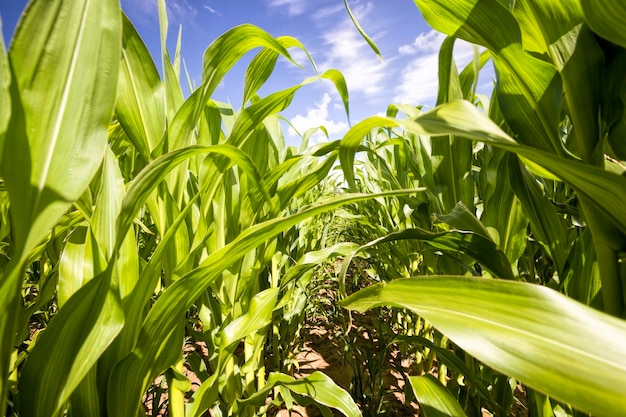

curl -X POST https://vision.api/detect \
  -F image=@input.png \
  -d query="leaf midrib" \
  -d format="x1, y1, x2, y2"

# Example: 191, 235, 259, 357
34, 0, 92, 213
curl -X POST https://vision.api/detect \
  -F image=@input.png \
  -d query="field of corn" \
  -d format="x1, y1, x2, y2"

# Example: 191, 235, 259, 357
1, 0, 626, 416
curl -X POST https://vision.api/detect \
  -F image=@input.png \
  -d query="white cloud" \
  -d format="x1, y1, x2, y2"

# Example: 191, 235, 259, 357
398, 30, 443, 55
288, 93, 349, 144
312, 4, 345, 21
393, 30, 479, 105
267, 0, 307, 16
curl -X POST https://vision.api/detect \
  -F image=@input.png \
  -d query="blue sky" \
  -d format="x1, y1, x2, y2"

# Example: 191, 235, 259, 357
1, 0, 493, 145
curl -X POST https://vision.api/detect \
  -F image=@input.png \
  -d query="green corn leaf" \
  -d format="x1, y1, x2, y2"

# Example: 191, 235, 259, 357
239, 371, 361, 417
68, 368, 101, 417
157, 0, 184, 120
116, 12, 166, 161
431, 39, 475, 213
562, 228, 601, 307
243, 36, 315, 107
341, 276, 626, 416
107, 189, 419, 416
343, 0, 383, 61
512, 0, 603, 162
58, 226, 94, 307
219, 288, 278, 349
91, 147, 127, 260
415, 0, 564, 155
114, 145, 213, 253
281, 243, 360, 287
166, 24, 295, 154
509, 157, 568, 274
362, 100, 626, 238
437, 36, 464, 105
19, 267, 124, 417
396, 336, 503, 414
604, 49, 626, 161
4, 0, 120, 260
1, 0, 120, 411
580, 0, 626, 48
435, 203, 491, 239
410, 375, 468, 417
187, 289, 279, 416
230, 70, 349, 149
338, 225, 514, 291
458, 49, 491, 101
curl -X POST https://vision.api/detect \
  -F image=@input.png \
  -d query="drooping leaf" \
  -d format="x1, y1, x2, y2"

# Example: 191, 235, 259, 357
239, 371, 361, 417
338, 224, 514, 292
341, 101, 626, 238
343, 0, 383, 61
341, 276, 626, 417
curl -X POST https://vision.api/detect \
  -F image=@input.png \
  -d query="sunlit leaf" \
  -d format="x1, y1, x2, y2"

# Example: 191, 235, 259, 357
342, 276, 626, 416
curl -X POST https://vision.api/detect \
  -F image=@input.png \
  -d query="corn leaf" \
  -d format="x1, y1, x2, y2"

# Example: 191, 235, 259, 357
341, 276, 626, 416
338, 225, 514, 292
342, 100, 626, 237
116, 13, 165, 160
580, 0, 626, 48
343, 0, 382, 61
239, 371, 361, 417
512, 0, 603, 161
410, 375, 468, 417
107, 189, 418, 415
509, 158, 568, 273
1, 0, 120, 411
478, 148, 528, 266
243, 36, 315, 107
19, 268, 124, 417
4, 0, 120, 258
58, 226, 94, 307
157, 0, 184, 120
415, 0, 564, 155
396, 336, 503, 414
167, 24, 295, 153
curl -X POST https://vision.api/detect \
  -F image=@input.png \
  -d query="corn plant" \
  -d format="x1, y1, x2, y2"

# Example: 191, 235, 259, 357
339, 0, 626, 416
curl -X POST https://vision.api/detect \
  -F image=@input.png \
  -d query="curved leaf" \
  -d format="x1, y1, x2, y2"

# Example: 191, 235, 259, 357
239, 371, 360, 417
19, 269, 124, 417
340, 100, 626, 239
341, 276, 626, 416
